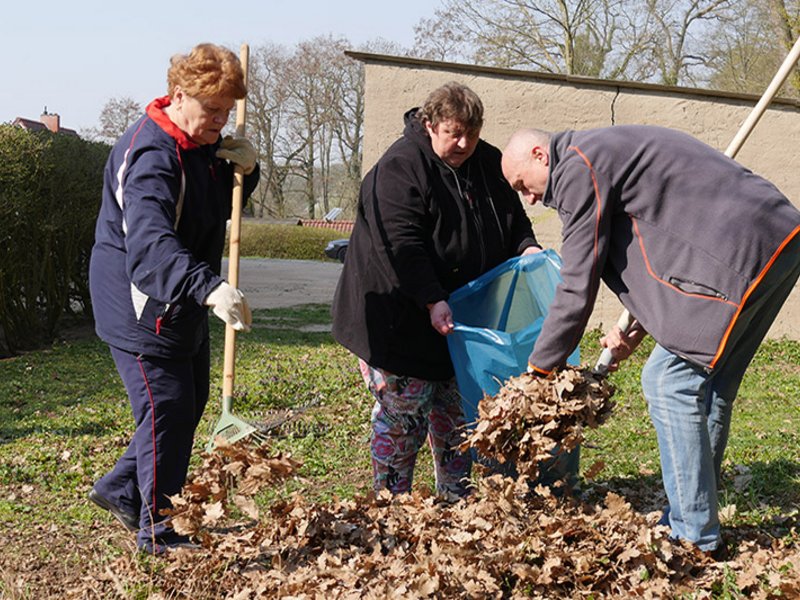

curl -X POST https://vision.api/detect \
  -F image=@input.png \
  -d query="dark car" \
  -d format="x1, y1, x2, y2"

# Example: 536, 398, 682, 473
324, 239, 349, 263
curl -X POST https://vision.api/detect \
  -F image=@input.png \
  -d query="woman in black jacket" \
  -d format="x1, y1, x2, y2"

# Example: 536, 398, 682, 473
332, 82, 540, 497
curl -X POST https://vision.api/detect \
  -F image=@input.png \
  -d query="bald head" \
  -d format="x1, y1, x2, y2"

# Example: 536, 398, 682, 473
501, 128, 553, 205
504, 128, 552, 162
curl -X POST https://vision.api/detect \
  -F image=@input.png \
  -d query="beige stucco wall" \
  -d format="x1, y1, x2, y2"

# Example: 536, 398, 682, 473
353, 53, 800, 341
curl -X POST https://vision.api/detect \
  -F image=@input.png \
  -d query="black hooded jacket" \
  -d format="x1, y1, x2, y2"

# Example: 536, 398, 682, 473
331, 109, 537, 380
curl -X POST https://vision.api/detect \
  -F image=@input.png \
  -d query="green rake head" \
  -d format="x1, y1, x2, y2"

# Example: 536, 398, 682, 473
206, 396, 270, 452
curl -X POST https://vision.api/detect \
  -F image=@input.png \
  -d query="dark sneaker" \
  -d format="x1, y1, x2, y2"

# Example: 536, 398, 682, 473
703, 541, 732, 562
138, 535, 201, 556
88, 488, 139, 533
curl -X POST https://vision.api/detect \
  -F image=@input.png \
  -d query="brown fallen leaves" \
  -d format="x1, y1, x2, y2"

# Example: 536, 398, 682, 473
463, 368, 613, 480
162, 439, 302, 540
154, 475, 800, 599
123, 367, 800, 599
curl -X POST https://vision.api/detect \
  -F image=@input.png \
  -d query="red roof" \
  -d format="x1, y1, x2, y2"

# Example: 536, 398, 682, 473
12, 117, 79, 137
297, 219, 354, 233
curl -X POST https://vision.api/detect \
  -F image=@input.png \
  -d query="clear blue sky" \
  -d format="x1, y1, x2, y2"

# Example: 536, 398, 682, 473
1, 0, 437, 133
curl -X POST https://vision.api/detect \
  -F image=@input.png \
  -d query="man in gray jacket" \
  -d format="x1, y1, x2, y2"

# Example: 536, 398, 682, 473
501, 125, 800, 556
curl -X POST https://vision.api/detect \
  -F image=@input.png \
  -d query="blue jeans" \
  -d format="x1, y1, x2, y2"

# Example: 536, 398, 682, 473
642, 236, 800, 551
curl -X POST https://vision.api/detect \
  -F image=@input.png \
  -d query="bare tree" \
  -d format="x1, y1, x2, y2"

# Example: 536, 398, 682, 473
411, 0, 752, 87
93, 97, 142, 143
248, 44, 296, 218
281, 37, 343, 218
645, 0, 734, 86
330, 57, 364, 215
82, 96, 142, 143
411, 0, 657, 79
771, 0, 800, 49
769, 0, 800, 93
703, 0, 799, 96
329, 40, 408, 214
705, 1, 780, 93
412, 9, 474, 63
249, 36, 365, 219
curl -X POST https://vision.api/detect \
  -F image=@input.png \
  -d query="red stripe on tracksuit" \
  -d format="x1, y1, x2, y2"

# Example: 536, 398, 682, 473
136, 356, 158, 517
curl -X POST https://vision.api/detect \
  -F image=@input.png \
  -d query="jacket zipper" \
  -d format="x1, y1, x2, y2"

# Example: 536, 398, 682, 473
156, 303, 172, 335
447, 163, 486, 270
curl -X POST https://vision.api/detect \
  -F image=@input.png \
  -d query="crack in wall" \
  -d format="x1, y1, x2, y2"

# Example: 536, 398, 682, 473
611, 87, 620, 125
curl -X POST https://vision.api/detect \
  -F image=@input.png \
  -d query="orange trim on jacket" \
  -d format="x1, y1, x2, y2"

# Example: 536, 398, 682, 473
631, 218, 738, 308
529, 145, 603, 376
568, 146, 604, 269
709, 224, 800, 368
530, 126, 800, 373
527, 363, 553, 376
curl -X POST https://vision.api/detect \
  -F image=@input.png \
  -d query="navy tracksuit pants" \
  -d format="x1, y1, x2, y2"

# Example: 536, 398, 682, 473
94, 340, 210, 547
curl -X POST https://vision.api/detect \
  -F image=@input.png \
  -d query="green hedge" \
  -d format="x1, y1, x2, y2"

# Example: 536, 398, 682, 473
231, 222, 349, 260
0, 151, 343, 356
0, 126, 109, 356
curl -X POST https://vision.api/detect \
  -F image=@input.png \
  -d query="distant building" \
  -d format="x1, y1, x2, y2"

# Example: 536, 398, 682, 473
12, 108, 79, 137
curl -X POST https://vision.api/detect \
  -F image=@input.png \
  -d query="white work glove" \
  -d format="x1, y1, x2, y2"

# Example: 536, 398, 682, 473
215, 136, 257, 175
204, 282, 252, 332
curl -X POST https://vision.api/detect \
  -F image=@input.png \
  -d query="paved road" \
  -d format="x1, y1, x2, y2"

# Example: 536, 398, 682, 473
223, 258, 343, 309
224, 257, 800, 339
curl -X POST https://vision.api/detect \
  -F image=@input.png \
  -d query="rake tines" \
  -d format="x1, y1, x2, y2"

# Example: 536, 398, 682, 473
248, 394, 323, 437
206, 395, 270, 452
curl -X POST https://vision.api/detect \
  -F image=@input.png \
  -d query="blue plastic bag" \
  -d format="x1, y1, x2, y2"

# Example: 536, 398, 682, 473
447, 249, 580, 427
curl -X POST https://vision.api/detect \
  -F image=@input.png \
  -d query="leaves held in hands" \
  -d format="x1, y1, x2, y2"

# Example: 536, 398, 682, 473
463, 366, 615, 480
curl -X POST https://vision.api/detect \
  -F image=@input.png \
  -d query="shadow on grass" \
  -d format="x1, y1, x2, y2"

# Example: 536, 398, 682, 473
585, 472, 666, 515
588, 457, 800, 519
0, 334, 127, 445
723, 458, 800, 512
0, 405, 129, 445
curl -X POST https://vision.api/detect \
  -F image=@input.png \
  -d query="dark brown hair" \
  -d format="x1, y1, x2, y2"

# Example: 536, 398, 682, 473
417, 81, 484, 131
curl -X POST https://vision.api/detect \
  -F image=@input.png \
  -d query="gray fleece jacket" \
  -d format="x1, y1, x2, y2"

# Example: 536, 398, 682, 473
529, 125, 800, 373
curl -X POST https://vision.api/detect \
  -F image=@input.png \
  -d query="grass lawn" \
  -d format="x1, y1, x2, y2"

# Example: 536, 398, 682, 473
1, 305, 799, 598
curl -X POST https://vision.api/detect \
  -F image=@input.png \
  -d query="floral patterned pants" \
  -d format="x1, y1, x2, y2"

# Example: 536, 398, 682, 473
359, 360, 472, 497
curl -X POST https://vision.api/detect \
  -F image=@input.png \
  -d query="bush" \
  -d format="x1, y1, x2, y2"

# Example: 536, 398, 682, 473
0, 126, 109, 356
232, 221, 349, 261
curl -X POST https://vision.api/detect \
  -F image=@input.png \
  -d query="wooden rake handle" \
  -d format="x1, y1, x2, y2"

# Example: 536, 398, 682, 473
222, 43, 249, 399
594, 34, 800, 375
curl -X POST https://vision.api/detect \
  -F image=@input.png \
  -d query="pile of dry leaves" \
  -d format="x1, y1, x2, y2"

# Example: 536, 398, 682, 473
463, 368, 613, 481
163, 439, 303, 539
107, 367, 800, 598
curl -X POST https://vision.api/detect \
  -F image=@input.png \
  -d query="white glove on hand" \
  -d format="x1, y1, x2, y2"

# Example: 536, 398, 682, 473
215, 136, 257, 175
204, 282, 252, 332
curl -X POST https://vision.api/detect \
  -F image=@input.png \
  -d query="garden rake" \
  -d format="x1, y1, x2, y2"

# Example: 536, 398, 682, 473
207, 43, 269, 452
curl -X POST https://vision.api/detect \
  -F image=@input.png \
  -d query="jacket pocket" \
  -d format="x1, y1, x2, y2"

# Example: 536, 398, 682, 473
136, 297, 171, 334
667, 276, 728, 301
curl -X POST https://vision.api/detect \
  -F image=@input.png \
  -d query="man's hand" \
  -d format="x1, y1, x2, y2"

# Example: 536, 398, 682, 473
521, 245, 543, 256
216, 136, 258, 174
427, 300, 454, 336
598, 320, 647, 371
204, 282, 252, 332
